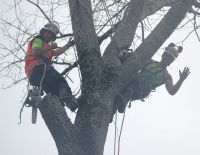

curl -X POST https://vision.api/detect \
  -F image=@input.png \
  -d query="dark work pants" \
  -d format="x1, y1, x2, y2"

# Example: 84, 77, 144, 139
29, 64, 72, 97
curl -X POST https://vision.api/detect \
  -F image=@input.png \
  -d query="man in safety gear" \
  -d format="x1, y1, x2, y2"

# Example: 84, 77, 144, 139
115, 43, 190, 113
24, 23, 78, 111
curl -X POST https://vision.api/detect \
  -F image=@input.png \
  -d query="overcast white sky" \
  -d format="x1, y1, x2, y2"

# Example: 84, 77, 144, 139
0, 1, 200, 155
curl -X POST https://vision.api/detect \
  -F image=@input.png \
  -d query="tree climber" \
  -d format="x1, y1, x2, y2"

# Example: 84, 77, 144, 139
115, 43, 190, 113
24, 23, 78, 111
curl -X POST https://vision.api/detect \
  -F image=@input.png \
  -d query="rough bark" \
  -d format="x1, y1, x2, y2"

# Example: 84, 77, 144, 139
68, 0, 109, 154
142, 0, 182, 18
103, 0, 183, 63
39, 96, 81, 155
103, 0, 145, 69
68, 0, 103, 95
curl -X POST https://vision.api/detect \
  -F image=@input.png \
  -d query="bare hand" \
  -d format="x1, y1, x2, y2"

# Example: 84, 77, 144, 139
179, 67, 190, 81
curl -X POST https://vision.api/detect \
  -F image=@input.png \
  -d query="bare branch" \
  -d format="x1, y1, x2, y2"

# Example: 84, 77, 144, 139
68, 0, 103, 95
189, 7, 200, 15
61, 61, 78, 76
26, 0, 51, 23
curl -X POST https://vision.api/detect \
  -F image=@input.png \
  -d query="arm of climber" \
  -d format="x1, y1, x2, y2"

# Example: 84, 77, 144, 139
165, 67, 190, 95
52, 38, 72, 57
32, 38, 57, 56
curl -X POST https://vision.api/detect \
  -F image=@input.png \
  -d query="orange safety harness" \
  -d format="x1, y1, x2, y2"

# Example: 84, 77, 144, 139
24, 35, 53, 78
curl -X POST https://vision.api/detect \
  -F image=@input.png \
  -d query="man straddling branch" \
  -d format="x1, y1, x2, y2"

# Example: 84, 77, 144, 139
115, 43, 190, 113
24, 23, 78, 111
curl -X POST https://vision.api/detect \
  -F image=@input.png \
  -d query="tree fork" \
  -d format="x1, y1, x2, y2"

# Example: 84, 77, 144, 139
39, 96, 82, 155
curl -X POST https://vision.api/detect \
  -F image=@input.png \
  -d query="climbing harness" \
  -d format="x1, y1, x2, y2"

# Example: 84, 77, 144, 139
118, 108, 126, 155
123, 61, 165, 102
140, 61, 165, 89
114, 112, 118, 155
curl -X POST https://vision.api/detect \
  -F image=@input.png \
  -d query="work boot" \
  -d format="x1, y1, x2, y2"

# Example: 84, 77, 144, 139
70, 97, 79, 112
62, 96, 79, 112
59, 87, 79, 112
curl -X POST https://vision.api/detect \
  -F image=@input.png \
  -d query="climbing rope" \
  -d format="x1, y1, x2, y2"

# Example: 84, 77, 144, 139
114, 112, 118, 155
117, 104, 127, 155
112, 101, 130, 155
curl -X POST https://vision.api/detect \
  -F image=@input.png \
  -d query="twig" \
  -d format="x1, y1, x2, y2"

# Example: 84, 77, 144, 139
26, 0, 51, 23
61, 61, 78, 76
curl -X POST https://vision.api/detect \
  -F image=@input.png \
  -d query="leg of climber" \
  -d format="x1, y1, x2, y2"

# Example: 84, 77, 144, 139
115, 78, 151, 113
58, 84, 79, 112
29, 64, 79, 111
115, 80, 139, 113
46, 66, 79, 111
29, 64, 46, 88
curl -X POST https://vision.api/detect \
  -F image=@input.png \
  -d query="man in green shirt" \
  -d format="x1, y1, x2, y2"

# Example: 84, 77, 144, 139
115, 43, 190, 113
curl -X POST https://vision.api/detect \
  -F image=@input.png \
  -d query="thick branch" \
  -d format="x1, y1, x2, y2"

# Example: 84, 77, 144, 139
74, 91, 112, 155
103, 0, 183, 66
68, 0, 103, 95
103, 0, 145, 59
102, 0, 145, 91
26, 0, 51, 23
142, 0, 182, 18
98, 23, 119, 44
39, 96, 81, 155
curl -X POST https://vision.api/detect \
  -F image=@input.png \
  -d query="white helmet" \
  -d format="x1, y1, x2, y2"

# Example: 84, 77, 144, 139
164, 43, 183, 59
40, 22, 60, 41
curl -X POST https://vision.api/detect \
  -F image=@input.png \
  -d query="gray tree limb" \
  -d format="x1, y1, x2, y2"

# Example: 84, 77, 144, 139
103, 0, 145, 67
68, 0, 103, 95
39, 96, 82, 155
67, 0, 110, 154
102, 0, 183, 66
